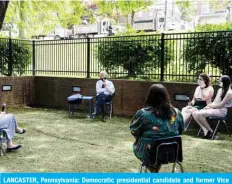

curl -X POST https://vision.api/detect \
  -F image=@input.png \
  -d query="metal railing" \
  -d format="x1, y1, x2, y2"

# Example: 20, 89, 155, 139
0, 31, 231, 82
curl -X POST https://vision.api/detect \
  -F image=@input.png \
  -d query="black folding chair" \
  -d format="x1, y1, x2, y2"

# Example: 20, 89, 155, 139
139, 136, 184, 173
105, 101, 113, 119
104, 93, 115, 120
197, 107, 232, 139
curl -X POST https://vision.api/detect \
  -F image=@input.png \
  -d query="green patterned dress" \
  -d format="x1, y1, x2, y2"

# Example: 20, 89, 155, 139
130, 106, 184, 161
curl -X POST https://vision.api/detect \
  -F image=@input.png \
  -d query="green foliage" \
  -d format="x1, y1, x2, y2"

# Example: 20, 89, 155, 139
208, 0, 230, 11
176, 0, 196, 22
184, 23, 232, 79
177, 0, 231, 22
95, 0, 153, 25
197, 23, 232, 31
5, 1, 89, 39
117, 24, 137, 35
115, 1, 153, 15
0, 39, 31, 76
183, 32, 232, 78
95, 36, 173, 78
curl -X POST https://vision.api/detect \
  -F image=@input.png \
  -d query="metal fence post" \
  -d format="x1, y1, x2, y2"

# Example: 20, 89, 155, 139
8, 38, 13, 76
87, 37, 90, 78
32, 40, 36, 76
160, 33, 165, 81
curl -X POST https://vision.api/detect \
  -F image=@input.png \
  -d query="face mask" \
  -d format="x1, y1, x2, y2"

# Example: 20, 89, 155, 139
197, 80, 205, 88
219, 82, 223, 88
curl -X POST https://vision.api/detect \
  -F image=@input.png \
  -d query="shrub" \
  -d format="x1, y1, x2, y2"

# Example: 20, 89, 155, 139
95, 35, 173, 78
0, 39, 32, 76
183, 31, 232, 78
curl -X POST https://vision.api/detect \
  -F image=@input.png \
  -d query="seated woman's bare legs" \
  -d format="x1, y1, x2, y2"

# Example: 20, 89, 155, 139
192, 110, 213, 136
182, 106, 198, 126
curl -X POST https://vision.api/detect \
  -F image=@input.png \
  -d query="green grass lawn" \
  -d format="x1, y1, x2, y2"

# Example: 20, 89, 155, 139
0, 107, 232, 172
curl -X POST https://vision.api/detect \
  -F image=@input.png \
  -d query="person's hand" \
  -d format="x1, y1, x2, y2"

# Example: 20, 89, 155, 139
204, 105, 212, 110
206, 103, 215, 109
152, 126, 159, 131
200, 84, 206, 89
146, 144, 151, 150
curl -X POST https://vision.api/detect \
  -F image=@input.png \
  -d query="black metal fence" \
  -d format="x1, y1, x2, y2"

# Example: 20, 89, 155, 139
1, 31, 232, 82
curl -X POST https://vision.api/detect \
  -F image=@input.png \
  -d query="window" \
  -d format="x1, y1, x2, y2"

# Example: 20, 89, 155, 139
137, 12, 143, 17
159, 18, 164, 22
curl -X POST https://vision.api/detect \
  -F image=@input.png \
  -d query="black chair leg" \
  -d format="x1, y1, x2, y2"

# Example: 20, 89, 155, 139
139, 163, 148, 173
197, 128, 202, 136
172, 162, 177, 173
211, 120, 220, 139
223, 120, 231, 137
68, 105, 71, 118
178, 162, 184, 173
110, 104, 112, 120
184, 116, 192, 132
139, 164, 142, 173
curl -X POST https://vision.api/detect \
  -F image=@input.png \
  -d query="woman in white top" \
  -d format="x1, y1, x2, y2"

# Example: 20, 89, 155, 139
182, 73, 214, 127
192, 75, 232, 139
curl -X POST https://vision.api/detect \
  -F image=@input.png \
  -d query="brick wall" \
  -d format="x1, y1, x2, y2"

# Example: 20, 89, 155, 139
0, 76, 34, 107
0, 76, 219, 117
34, 76, 209, 116
0, 76, 228, 128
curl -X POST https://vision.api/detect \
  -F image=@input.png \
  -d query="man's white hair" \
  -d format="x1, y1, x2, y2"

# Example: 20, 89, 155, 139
99, 71, 108, 78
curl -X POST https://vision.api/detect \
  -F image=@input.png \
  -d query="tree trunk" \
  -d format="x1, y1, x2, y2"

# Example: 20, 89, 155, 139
131, 10, 135, 27
0, 1, 9, 30
19, 1, 26, 39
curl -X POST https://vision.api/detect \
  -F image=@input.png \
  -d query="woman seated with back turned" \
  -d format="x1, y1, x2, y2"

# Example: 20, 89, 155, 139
192, 75, 232, 139
0, 104, 26, 152
182, 73, 214, 129
130, 84, 184, 173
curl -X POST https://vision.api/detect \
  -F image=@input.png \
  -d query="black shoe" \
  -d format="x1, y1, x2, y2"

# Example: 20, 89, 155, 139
7, 145, 22, 152
17, 129, 26, 134
102, 117, 106, 122
202, 131, 213, 139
